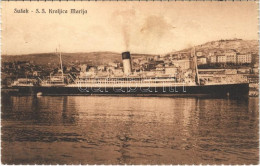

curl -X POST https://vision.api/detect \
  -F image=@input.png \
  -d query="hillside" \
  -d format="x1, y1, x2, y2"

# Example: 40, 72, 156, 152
2, 51, 160, 66
2, 52, 121, 66
2, 39, 258, 65
172, 39, 258, 56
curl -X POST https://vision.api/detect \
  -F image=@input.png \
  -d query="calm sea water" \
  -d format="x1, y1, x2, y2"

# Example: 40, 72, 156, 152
1, 95, 259, 164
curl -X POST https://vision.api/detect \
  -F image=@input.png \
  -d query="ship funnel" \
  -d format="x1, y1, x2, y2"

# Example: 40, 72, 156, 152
122, 51, 132, 75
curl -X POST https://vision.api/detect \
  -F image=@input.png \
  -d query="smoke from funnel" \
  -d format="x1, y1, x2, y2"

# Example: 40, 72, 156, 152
111, 10, 176, 53
123, 26, 130, 50
112, 9, 136, 50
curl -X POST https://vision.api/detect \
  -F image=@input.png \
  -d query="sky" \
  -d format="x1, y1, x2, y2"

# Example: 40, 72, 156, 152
2, 1, 258, 55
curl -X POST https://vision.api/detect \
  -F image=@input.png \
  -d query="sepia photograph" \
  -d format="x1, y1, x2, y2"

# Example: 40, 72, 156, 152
1, 1, 259, 165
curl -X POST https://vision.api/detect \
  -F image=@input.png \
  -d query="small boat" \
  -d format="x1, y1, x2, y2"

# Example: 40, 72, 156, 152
36, 92, 43, 96
11, 78, 36, 87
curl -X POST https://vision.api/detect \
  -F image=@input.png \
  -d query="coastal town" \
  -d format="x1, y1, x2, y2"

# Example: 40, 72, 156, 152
2, 39, 259, 96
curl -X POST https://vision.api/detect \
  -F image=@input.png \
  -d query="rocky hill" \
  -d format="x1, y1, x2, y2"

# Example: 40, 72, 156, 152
2, 52, 120, 66
2, 39, 258, 65
172, 39, 258, 57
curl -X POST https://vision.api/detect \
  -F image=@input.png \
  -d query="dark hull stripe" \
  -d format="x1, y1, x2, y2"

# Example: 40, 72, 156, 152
5, 83, 249, 97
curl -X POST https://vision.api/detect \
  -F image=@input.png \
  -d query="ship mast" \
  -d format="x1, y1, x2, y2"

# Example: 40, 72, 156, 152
59, 45, 64, 82
193, 47, 200, 85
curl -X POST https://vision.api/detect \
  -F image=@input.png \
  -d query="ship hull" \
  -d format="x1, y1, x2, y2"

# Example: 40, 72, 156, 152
6, 83, 249, 97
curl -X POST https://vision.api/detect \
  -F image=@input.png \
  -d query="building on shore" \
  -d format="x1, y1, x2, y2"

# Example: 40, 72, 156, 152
198, 57, 207, 65
217, 55, 227, 63
237, 54, 252, 64
172, 59, 190, 70
210, 56, 217, 63
225, 52, 237, 63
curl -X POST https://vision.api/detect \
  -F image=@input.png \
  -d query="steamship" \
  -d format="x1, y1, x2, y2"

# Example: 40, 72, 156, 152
10, 50, 249, 97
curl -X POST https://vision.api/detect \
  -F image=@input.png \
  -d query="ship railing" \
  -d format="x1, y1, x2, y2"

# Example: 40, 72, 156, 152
74, 79, 182, 85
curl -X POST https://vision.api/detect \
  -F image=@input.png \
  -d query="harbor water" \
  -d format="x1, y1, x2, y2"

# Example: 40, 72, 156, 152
1, 95, 259, 164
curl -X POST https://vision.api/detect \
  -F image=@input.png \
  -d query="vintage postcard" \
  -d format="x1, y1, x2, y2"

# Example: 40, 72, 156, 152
1, 1, 259, 165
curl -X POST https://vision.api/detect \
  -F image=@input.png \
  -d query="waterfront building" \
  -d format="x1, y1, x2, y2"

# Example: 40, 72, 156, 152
237, 54, 252, 64
217, 55, 227, 63
225, 52, 237, 63
197, 57, 207, 65
172, 59, 190, 69
210, 56, 217, 63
